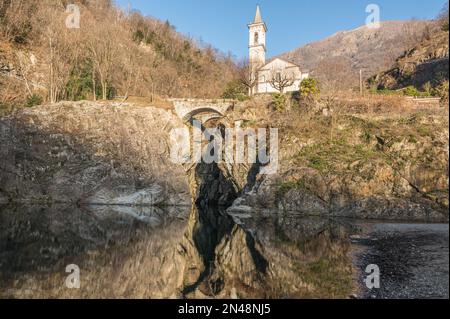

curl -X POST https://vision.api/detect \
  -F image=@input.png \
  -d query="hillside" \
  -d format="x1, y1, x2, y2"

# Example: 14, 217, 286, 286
0, 0, 238, 114
278, 21, 433, 90
368, 29, 449, 91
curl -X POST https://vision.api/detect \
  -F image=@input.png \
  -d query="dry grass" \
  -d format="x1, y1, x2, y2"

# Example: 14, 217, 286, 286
111, 95, 174, 110
332, 92, 446, 115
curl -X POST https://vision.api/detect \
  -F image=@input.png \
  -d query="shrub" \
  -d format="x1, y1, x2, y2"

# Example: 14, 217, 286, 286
422, 82, 433, 96
132, 30, 145, 43
300, 78, 320, 99
271, 93, 287, 111
436, 80, 449, 102
25, 94, 43, 107
65, 63, 95, 101
221, 80, 248, 101
369, 88, 401, 96
403, 86, 421, 97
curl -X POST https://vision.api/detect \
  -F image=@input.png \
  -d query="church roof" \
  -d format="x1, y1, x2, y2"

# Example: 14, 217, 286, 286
253, 5, 263, 24
260, 57, 304, 71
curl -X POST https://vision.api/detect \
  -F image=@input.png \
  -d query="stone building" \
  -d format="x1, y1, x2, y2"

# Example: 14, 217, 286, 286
248, 5, 309, 95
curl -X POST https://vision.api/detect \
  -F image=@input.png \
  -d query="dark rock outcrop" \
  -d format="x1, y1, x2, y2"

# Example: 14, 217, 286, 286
369, 30, 449, 90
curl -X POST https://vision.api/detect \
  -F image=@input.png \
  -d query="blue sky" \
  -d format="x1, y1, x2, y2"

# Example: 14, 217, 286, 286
116, 0, 446, 60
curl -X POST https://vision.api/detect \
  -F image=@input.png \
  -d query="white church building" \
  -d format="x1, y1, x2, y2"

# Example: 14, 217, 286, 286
248, 5, 309, 95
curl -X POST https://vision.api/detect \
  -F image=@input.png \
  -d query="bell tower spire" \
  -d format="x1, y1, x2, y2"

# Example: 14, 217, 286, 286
253, 4, 263, 24
248, 5, 267, 94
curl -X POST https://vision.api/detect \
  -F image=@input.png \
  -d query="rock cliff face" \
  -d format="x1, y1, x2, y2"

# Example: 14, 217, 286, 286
0, 101, 191, 206
228, 110, 449, 223
369, 30, 449, 90
1, 100, 448, 220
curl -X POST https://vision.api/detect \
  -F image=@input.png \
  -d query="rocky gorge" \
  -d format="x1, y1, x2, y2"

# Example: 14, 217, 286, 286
0, 100, 448, 298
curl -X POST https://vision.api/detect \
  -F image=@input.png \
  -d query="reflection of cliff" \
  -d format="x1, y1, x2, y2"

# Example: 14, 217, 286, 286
239, 215, 355, 298
179, 205, 354, 298
179, 206, 269, 298
0, 204, 355, 299
0, 204, 190, 298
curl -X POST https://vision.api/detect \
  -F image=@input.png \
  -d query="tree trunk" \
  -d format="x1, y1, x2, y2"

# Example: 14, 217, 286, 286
92, 68, 96, 101
49, 37, 55, 104
102, 80, 107, 100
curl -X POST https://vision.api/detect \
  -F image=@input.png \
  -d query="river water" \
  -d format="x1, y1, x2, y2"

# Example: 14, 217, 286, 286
0, 204, 448, 299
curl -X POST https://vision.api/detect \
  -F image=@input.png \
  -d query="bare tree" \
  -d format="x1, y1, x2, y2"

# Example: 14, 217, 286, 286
0, 0, 33, 43
438, 1, 449, 30
83, 7, 128, 100
36, 3, 76, 103
14, 52, 33, 96
268, 68, 295, 94
314, 57, 356, 93
402, 19, 432, 49
118, 46, 143, 101
236, 58, 260, 95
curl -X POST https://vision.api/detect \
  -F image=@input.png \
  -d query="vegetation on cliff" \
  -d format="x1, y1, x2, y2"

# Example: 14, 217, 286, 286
229, 93, 449, 222
368, 3, 449, 98
0, 0, 238, 115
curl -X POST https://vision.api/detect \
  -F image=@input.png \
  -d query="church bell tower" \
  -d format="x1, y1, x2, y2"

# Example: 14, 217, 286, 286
248, 5, 267, 94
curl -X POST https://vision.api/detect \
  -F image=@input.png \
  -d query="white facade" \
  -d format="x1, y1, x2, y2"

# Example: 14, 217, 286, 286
256, 58, 309, 94
248, 6, 309, 95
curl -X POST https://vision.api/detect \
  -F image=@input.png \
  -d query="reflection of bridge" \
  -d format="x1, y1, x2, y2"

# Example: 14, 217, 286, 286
169, 99, 235, 123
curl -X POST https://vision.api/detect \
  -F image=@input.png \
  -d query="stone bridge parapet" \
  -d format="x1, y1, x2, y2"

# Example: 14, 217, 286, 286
169, 98, 235, 123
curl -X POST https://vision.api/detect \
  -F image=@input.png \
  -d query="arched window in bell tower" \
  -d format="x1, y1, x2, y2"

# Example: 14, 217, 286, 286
254, 32, 259, 45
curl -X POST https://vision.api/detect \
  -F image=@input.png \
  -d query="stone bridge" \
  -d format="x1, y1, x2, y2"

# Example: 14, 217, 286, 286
169, 98, 235, 123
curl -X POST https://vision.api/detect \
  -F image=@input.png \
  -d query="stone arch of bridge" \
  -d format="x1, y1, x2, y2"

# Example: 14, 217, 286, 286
182, 107, 225, 124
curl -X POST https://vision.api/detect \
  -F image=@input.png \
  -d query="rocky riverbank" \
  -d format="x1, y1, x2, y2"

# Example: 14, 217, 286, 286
0, 101, 191, 206
228, 99, 449, 222
1, 100, 448, 222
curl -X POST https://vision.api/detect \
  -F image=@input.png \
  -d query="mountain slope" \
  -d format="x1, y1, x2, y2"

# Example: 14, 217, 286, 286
278, 21, 432, 89
368, 29, 449, 90
0, 0, 237, 115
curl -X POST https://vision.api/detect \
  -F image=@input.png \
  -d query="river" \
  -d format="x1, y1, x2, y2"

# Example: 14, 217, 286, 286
0, 204, 448, 299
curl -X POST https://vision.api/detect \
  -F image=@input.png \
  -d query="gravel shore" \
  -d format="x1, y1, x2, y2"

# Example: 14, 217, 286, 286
353, 223, 449, 299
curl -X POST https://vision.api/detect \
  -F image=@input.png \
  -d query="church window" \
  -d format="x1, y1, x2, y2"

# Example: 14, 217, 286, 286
254, 32, 259, 44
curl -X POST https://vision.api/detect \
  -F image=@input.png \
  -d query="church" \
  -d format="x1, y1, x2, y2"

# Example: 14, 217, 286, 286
248, 5, 309, 95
